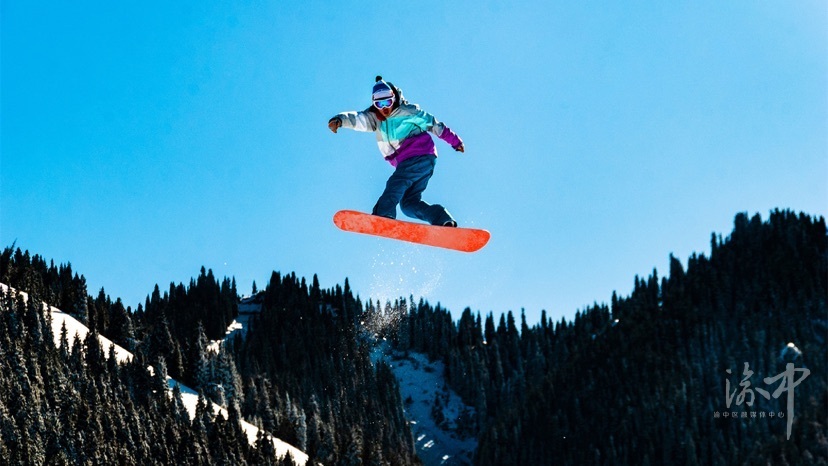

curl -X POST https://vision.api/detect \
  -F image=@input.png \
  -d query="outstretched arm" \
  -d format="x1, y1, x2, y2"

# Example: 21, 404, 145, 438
412, 106, 465, 152
432, 119, 464, 152
328, 110, 378, 133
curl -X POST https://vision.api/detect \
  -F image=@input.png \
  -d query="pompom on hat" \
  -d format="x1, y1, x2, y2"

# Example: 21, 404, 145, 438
372, 75, 394, 101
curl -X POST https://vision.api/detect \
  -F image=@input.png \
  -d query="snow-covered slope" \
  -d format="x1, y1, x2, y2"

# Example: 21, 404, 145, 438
206, 295, 260, 353
1, 283, 309, 465
373, 345, 477, 465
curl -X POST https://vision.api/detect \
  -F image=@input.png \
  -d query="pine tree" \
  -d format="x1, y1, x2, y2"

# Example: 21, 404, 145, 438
214, 348, 243, 410
107, 298, 135, 351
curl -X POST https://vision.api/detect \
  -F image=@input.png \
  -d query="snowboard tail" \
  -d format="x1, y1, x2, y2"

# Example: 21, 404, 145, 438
333, 210, 490, 253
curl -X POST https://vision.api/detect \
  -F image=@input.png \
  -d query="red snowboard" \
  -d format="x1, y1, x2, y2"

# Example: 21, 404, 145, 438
333, 210, 490, 253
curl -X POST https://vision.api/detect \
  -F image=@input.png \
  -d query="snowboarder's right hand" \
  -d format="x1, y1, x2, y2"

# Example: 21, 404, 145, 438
328, 118, 342, 133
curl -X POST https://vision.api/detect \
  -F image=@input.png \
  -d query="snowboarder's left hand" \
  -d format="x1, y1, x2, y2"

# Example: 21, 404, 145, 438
454, 143, 465, 153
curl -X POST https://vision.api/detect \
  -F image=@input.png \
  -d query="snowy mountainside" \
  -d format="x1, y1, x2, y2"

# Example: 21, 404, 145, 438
373, 345, 477, 465
0, 283, 308, 466
205, 294, 261, 353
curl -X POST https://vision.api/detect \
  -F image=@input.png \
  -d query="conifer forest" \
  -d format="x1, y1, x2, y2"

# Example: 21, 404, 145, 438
1, 209, 826, 465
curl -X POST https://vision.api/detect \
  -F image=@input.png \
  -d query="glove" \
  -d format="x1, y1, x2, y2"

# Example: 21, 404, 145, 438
328, 117, 342, 133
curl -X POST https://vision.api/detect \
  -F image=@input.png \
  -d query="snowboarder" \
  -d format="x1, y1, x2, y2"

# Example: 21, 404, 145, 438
328, 76, 465, 227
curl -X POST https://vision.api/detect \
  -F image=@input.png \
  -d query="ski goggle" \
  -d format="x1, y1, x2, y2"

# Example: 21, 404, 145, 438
373, 98, 394, 109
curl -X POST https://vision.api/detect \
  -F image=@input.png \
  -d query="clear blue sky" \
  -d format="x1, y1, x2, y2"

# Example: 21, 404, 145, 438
3, 1, 826, 327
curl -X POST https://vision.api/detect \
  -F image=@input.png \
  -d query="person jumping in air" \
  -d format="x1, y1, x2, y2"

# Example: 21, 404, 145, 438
328, 76, 465, 227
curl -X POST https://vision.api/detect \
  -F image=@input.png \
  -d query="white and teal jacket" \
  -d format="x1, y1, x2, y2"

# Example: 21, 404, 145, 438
330, 86, 463, 167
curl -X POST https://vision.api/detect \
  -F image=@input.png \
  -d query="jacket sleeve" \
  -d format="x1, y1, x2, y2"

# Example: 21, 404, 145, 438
409, 104, 463, 148
420, 109, 463, 148
331, 109, 378, 133
432, 122, 463, 148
